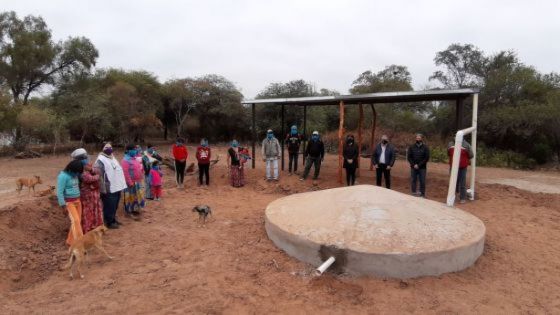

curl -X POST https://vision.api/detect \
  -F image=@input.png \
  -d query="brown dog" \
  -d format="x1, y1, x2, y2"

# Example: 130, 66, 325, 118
35, 185, 55, 197
16, 176, 42, 194
63, 225, 113, 279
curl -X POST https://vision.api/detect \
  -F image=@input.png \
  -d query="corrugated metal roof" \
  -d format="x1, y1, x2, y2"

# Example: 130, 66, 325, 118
242, 88, 479, 105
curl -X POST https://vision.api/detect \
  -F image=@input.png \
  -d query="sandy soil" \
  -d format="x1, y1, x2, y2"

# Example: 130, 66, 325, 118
1, 146, 560, 314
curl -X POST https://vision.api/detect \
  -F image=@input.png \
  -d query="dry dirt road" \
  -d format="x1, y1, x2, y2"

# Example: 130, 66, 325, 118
1, 146, 559, 314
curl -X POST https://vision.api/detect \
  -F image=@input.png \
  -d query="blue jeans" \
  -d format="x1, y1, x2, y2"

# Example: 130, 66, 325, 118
410, 168, 426, 196
457, 167, 467, 201
101, 191, 121, 225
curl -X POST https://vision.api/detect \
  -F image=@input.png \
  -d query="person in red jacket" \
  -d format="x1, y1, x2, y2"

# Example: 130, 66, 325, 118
196, 138, 211, 186
448, 140, 474, 204
171, 137, 188, 188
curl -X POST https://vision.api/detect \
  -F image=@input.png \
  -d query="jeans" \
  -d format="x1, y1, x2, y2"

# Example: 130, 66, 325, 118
410, 168, 427, 196
174, 160, 186, 185
302, 157, 322, 180
288, 153, 299, 173
376, 164, 391, 189
198, 163, 210, 185
266, 158, 279, 179
101, 191, 121, 226
457, 167, 467, 201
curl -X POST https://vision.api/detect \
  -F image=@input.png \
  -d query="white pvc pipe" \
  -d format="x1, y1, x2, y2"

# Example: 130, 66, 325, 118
315, 256, 336, 276
469, 94, 478, 201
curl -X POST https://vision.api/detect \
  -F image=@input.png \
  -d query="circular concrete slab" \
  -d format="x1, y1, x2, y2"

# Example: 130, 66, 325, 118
265, 185, 485, 278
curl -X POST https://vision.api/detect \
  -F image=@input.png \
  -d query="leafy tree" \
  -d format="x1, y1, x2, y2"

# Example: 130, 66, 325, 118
162, 78, 198, 138
350, 65, 413, 94
430, 43, 485, 88
0, 11, 98, 105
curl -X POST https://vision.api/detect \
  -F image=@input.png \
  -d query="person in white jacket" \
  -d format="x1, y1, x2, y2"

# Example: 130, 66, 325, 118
261, 129, 281, 181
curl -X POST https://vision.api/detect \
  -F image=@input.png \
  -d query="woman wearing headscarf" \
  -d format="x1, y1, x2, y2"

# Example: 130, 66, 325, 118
57, 159, 84, 246
71, 149, 104, 233
121, 144, 145, 218
142, 147, 158, 199
95, 143, 127, 229
171, 137, 188, 189
343, 134, 359, 186
196, 138, 211, 186
227, 140, 244, 187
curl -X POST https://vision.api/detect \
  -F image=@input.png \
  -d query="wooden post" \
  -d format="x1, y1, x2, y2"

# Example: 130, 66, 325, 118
251, 103, 256, 169
358, 103, 364, 177
338, 101, 345, 184
281, 104, 285, 171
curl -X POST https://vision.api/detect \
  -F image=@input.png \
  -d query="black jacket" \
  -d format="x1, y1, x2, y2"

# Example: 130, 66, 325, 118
305, 140, 325, 159
285, 133, 303, 154
372, 143, 396, 167
407, 142, 430, 169
343, 143, 359, 168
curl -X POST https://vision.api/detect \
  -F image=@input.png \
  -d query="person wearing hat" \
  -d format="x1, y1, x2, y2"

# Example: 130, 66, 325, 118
285, 125, 303, 175
57, 159, 84, 245
71, 148, 89, 164
261, 129, 281, 181
371, 135, 397, 189
301, 131, 325, 181
227, 140, 245, 187
95, 143, 127, 229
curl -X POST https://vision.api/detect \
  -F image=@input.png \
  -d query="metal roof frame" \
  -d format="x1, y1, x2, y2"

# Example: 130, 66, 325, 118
242, 88, 479, 106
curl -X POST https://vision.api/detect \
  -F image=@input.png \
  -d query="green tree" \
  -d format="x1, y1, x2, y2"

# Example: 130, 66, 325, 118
0, 11, 98, 105
430, 43, 485, 88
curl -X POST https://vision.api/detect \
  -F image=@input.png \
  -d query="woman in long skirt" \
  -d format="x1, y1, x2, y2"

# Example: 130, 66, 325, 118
227, 140, 244, 187
121, 144, 145, 217
80, 162, 104, 233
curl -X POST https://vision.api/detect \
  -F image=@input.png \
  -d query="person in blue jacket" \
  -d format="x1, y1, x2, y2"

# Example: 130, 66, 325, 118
57, 159, 85, 246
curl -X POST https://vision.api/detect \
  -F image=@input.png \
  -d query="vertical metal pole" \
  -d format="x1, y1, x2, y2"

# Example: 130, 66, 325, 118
302, 105, 307, 165
281, 104, 285, 171
251, 103, 256, 169
456, 98, 464, 131
470, 94, 478, 200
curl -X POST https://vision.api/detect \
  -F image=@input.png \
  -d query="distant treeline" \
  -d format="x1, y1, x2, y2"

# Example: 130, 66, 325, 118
1, 11, 559, 165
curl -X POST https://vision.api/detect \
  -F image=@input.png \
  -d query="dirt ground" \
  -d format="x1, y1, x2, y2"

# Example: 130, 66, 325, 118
1, 145, 560, 314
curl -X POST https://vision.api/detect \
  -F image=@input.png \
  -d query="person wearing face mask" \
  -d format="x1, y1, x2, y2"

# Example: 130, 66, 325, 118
57, 159, 84, 245
447, 139, 474, 204
79, 154, 104, 233
121, 144, 145, 218
285, 125, 303, 175
407, 133, 430, 197
343, 134, 359, 186
228, 140, 245, 187
95, 143, 127, 229
301, 131, 325, 182
372, 135, 396, 189
171, 137, 189, 189
196, 138, 212, 186
261, 129, 281, 181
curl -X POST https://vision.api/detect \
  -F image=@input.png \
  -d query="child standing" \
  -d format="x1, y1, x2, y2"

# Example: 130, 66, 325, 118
149, 162, 163, 201
196, 138, 211, 186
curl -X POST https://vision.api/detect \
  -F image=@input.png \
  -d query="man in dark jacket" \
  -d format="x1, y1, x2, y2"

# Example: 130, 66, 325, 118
371, 135, 396, 189
407, 133, 430, 197
300, 131, 325, 181
285, 125, 303, 175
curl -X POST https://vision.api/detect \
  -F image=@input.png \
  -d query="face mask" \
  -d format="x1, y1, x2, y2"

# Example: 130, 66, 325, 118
312, 135, 319, 141
232, 143, 238, 148
202, 143, 208, 147
416, 140, 422, 145
103, 148, 113, 155
291, 127, 297, 135
128, 150, 137, 157
81, 158, 89, 166
382, 140, 388, 144
267, 133, 273, 140
176, 142, 182, 146
347, 138, 354, 144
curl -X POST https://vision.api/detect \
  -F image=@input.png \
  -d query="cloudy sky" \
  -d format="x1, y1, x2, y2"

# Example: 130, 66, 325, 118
4, 0, 560, 98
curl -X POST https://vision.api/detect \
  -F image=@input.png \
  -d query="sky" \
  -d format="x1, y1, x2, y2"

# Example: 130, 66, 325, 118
3, 0, 560, 99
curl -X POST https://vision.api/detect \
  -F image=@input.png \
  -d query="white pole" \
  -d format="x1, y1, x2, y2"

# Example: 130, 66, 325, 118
469, 94, 478, 200
446, 131, 463, 206
315, 256, 336, 276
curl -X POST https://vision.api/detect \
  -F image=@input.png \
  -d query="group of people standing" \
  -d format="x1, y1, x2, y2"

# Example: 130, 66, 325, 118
57, 143, 164, 246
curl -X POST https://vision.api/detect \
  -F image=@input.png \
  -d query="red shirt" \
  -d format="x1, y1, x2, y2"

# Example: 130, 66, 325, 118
172, 144, 188, 161
448, 146, 470, 169
196, 146, 211, 164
